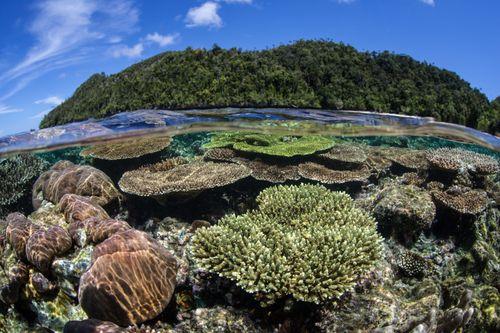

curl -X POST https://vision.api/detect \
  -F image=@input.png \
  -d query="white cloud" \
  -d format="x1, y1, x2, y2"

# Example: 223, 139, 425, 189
218, 0, 252, 3
35, 96, 64, 106
185, 2, 222, 28
337, 0, 356, 3
110, 43, 144, 58
0, 0, 139, 95
145, 32, 179, 47
30, 109, 53, 119
420, 0, 435, 5
0, 104, 23, 115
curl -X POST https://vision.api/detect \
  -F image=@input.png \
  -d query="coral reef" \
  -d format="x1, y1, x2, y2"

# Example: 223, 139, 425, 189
79, 229, 178, 326
0, 154, 48, 218
190, 184, 383, 304
431, 185, 489, 215
203, 131, 335, 157
80, 134, 172, 160
119, 160, 251, 197
32, 160, 121, 210
426, 148, 499, 175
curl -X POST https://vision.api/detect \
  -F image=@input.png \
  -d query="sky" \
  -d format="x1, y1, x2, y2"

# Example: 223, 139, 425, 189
0, 0, 499, 136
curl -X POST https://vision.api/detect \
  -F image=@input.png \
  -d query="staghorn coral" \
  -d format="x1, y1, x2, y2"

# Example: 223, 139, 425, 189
426, 148, 499, 175
119, 160, 251, 197
190, 184, 382, 305
203, 131, 335, 157
80, 134, 172, 160
58, 193, 110, 224
0, 154, 48, 218
297, 162, 371, 184
32, 160, 121, 210
78, 229, 178, 326
431, 186, 489, 215
25, 225, 73, 273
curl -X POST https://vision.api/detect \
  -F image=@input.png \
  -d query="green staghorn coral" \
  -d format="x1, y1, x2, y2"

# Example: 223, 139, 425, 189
190, 184, 383, 305
202, 131, 335, 157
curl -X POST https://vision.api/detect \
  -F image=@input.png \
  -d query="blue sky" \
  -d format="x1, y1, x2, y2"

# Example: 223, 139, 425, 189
0, 0, 499, 136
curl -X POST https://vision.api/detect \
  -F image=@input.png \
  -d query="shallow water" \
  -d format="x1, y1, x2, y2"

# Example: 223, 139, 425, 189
0, 109, 499, 332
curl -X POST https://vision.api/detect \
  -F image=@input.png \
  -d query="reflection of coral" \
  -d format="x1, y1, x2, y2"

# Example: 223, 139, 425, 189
298, 162, 371, 184
0, 154, 48, 218
79, 229, 177, 326
32, 160, 121, 210
119, 160, 251, 196
80, 134, 172, 160
432, 186, 488, 215
191, 184, 382, 304
426, 148, 499, 175
203, 131, 334, 157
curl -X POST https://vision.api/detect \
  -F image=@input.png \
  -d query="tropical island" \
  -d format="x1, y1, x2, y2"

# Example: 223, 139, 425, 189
40, 40, 499, 134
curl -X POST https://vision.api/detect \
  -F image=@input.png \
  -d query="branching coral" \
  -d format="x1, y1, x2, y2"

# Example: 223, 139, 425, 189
190, 184, 382, 305
203, 131, 335, 157
0, 154, 48, 218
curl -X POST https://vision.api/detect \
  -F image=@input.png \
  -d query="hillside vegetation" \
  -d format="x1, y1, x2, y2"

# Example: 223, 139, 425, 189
41, 40, 496, 132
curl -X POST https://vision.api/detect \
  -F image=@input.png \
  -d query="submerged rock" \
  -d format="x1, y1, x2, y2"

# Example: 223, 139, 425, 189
78, 229, 178, 326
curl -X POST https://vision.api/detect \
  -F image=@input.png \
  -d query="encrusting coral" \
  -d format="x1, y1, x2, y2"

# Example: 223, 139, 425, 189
32, 160, 121, 210
80, 134, 172, 160
190, 184, 383, 305
119, 159, 251, 197
203, 131, 335, 157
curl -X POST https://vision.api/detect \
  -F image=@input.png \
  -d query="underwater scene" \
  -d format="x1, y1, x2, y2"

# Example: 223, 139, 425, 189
0, 109, 499, 333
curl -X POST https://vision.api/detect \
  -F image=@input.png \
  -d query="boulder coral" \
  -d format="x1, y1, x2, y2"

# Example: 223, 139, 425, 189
78, 229, 177, 326
190, 184, 383, 305
5, 212, 40, 259
32, 160, 121, 210
25, 225, 73, 273
68, 217, 131, 247
58, 194, 110, 224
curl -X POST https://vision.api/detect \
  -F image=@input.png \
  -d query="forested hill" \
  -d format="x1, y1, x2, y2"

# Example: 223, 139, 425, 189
40, 40, 496, 132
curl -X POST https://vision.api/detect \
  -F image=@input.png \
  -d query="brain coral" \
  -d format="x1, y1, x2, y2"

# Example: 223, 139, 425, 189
80, 134, 172, 160
78, 229, 177, 326
32, 161, 121, 210
203, 131, 335, 157
426, 148, 499, 175
190, 184, 382, 304
119, 159, 251, 196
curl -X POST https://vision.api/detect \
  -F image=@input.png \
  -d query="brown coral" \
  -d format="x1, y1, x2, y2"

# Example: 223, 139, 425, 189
5, 212, 40, 259
68, 218, 131, 247
26, 225, 73, 273
58, 194, 110, 224
297, 162, 371, 184
80, 134, 172, 160
390, 149, 429, 171
32, 160, 121, 210
63, 319, 125, 333
119, 160, 251, 197
431, 186, 489, 215
0, 262, 29, 304
203, 147, 239, 163
426, 148, 499, 175
317, 143, 368, 167
78, 229, 177, 326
